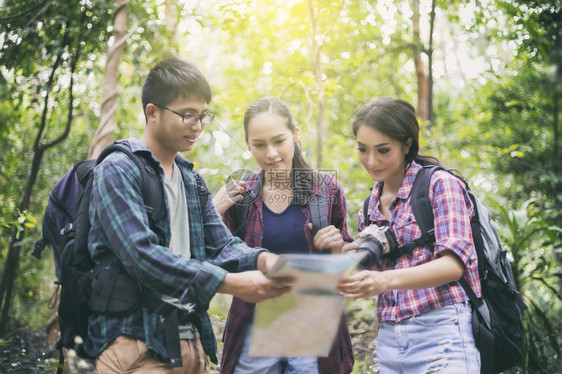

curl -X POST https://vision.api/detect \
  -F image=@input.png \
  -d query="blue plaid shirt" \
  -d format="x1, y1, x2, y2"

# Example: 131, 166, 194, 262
84, 138, 265, 364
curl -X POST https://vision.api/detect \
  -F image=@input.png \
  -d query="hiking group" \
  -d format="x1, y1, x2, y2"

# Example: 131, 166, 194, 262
36, 57, 525, 374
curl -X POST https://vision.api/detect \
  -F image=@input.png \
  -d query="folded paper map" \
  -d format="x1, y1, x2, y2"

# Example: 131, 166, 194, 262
249, 252, 365, 357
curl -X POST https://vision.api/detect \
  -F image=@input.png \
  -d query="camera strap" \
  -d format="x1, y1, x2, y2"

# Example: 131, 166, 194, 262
363, 193, 436, 261
382, 229, 435, 261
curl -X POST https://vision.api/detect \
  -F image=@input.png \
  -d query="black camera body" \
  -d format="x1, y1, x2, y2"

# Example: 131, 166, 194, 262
356, 224, 399, 269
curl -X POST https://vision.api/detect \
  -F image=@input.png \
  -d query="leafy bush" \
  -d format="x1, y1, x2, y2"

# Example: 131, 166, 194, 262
491, 199, 562, 372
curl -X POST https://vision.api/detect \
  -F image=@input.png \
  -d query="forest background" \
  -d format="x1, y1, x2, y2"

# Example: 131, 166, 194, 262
0, 0, 560, 373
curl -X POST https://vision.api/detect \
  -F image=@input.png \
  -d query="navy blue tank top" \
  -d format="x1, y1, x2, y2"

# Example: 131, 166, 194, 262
262, 202, 309, 255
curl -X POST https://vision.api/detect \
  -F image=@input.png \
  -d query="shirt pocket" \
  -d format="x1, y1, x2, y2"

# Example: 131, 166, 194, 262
392, 214, 432, 264
392, 213, 420, 244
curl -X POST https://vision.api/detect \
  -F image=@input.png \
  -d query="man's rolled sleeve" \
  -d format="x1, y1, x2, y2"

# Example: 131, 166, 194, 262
181, 261, 228, 305
236, 246, 265, 271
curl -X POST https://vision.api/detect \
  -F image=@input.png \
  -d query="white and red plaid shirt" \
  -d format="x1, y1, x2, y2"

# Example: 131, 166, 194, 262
359, 161, 481, 322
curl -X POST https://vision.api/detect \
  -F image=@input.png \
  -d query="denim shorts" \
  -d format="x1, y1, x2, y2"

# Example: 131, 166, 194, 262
373, 303, 480, 373
233, 325, 318, 374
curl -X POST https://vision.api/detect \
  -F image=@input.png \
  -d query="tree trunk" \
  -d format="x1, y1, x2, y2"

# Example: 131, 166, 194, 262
553, 68, 560, 174
427, 0, 436, 127
412, 0, 429, 121
306, 0, 324, 169
89, 0, 129, 159
546, 58, 561, 298
0, 149, 43, 334
165, 0, 178, 42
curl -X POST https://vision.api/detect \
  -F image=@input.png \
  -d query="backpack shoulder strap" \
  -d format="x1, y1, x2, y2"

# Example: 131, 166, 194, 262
230, 171, 331, 239
231, 204, 249, 240
74, 159, 97, 187
363, 193, 371, 227
97, 141, 166, 244
410, 165, 441, 236
382, 165, 440, 261
309, 173, 329, 237
231, 176, 261, 240
194, 172, 209, 211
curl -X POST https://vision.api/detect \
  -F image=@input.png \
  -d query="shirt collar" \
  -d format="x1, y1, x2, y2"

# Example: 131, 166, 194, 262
126, 137, 194, 170
372, 160, 422, 201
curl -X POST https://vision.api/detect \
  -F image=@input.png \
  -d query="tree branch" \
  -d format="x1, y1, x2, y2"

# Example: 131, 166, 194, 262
0, 0, 51, 21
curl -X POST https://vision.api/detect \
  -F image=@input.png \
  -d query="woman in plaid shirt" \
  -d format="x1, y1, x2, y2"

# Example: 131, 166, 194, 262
338, 97, 481, 373
214, 97, 354, 374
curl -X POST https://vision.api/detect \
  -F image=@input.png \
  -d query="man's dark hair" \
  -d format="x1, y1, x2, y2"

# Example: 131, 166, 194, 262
141, 57, 212, 116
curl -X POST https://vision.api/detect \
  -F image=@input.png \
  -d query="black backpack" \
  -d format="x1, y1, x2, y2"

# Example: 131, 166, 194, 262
32, 140, 208, 372
363, 165, 527, 374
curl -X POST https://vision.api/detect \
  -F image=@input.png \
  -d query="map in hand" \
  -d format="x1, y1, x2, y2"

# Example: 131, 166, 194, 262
249, 252, 365, 357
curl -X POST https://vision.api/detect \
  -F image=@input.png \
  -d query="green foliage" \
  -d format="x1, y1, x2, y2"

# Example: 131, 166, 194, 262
0, 0, 117, 335
496, 0, 562, 67
491, 199, 562, 372
475, 71, 559, 199
346, 298, 378, 373
0, 210, 35, 233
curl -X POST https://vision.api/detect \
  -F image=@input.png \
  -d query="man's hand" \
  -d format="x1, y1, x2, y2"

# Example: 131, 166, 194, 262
218, 270, 292, 303
256, 251, 279, 273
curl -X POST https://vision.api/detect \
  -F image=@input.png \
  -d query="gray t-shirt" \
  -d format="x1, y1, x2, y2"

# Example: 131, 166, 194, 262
161, 162, 199, 339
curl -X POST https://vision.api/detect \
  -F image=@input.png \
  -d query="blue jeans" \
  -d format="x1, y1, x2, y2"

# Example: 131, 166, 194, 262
233, 326, 318, 374
373, 303, 480, 373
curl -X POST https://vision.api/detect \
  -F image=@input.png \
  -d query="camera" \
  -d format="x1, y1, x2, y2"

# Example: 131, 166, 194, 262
355, 224, 399, 269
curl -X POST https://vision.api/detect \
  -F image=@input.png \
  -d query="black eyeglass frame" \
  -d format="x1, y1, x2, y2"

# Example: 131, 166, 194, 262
153, 103, 214, 126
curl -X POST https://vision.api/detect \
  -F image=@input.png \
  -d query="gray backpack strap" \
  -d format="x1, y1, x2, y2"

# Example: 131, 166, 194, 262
231, 176, 261, 240
363, 193, 371, 227
309, 174, 329, 237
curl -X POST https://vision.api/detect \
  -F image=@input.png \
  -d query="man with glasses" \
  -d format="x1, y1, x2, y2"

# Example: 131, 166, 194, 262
85, 57, 291, 373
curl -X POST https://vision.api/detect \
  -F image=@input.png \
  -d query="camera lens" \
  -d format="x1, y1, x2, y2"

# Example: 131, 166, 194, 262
356, 238, 384, 269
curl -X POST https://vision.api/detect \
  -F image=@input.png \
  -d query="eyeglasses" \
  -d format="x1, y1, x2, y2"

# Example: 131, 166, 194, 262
154, 103, 214, 126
